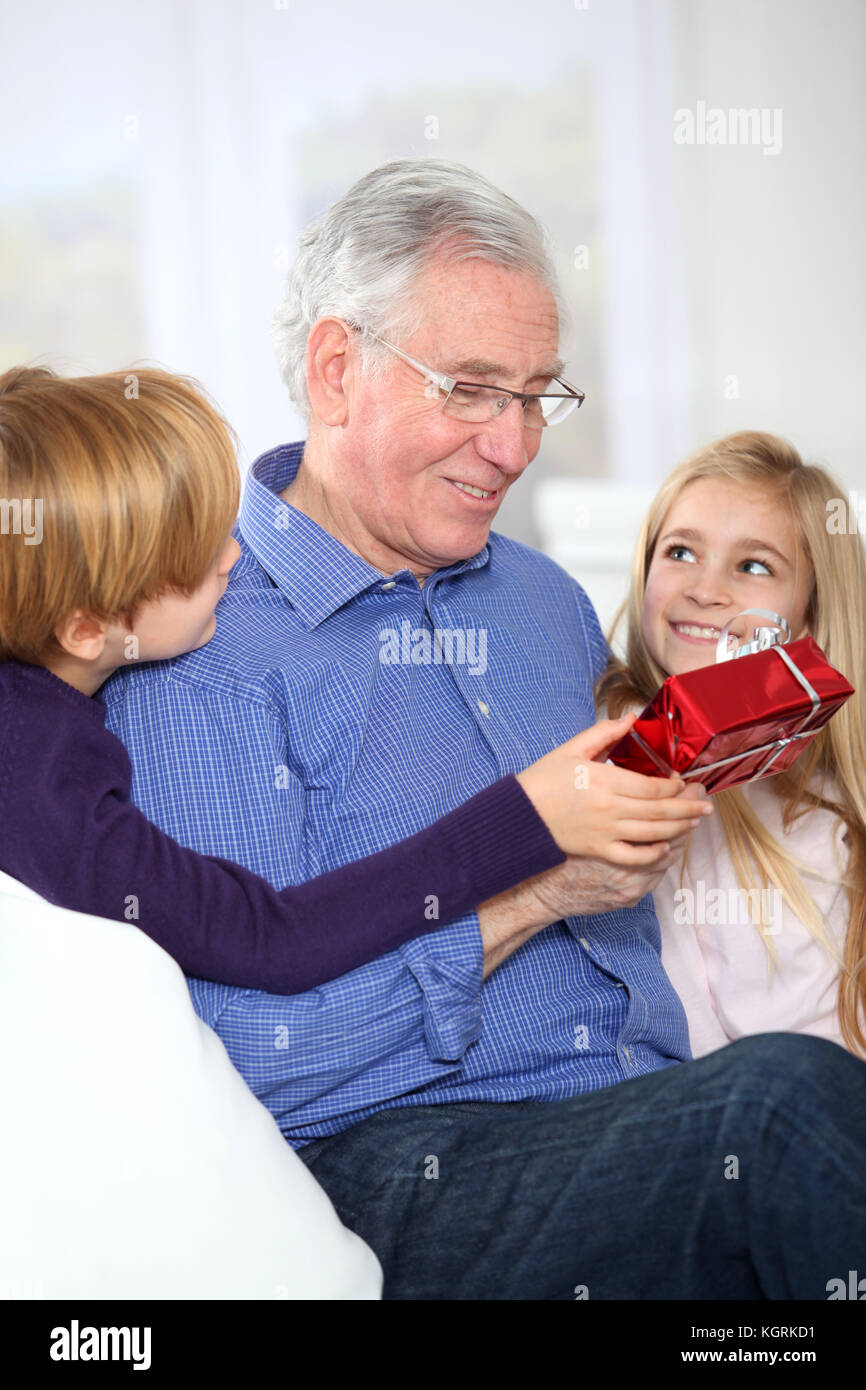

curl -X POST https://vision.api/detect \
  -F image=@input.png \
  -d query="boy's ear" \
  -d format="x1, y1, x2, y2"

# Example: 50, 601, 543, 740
54, 610, 109, 661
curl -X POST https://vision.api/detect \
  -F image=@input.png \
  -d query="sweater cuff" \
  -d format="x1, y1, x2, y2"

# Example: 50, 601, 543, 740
435, 774, 565, 906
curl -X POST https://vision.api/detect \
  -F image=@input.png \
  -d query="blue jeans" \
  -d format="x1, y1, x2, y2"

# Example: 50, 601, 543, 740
298, 1034, 866, 1299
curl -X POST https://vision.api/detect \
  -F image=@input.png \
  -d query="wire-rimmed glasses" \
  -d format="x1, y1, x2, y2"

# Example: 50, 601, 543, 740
360, 331, 585, 428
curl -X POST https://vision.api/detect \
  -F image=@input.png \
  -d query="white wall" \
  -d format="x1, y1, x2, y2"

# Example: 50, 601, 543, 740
1, 0, 863, 569
533, 0, 866, 629
669, 0, 866, 486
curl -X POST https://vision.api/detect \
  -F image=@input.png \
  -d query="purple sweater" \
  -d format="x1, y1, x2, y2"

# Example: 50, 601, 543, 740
0, 661, 564, 993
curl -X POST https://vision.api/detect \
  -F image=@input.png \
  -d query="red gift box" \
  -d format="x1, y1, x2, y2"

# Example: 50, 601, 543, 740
607, 613, 855, 793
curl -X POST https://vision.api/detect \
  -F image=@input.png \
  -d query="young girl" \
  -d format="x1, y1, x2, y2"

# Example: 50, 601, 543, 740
0, 364, 707, 994
597, 430, 866, 1059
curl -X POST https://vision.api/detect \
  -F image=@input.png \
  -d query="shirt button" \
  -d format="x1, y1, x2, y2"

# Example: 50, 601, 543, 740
381, 581, 397, 591
579, 937, 589, 949
623, 1046, 631, 1060
477, 700, 490, 717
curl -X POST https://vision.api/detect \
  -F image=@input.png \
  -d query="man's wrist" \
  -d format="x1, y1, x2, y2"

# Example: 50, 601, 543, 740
478, 875, 554, 979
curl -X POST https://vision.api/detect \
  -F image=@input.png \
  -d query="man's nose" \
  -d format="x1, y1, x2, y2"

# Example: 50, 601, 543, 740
473, 399, 532, 473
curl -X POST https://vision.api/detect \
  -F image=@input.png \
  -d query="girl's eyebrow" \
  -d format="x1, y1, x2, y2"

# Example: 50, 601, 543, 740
660, 527, 791, 566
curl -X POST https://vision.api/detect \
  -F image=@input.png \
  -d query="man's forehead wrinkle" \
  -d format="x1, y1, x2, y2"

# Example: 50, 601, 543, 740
420, 302, 561, 356
409, 259, 561, 385
444, 356, 510, 376
416, 259, 559, 326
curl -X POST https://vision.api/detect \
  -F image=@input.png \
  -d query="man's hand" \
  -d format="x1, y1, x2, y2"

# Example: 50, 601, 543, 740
520, 841, 681, 923
478, 806, 695, 977
523, 773, 702, 922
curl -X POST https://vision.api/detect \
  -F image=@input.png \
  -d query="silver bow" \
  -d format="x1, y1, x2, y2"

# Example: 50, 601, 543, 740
715, 609, 791, 664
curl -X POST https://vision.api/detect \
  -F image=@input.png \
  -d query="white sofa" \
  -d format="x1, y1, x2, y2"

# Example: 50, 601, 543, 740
0, 869, 381, 1299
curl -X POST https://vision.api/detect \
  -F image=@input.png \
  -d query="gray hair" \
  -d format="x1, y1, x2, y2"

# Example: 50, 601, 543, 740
272, 159, 564, 419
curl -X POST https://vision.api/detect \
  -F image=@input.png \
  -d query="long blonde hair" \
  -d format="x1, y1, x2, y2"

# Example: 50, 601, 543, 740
596, 431, 866, 1056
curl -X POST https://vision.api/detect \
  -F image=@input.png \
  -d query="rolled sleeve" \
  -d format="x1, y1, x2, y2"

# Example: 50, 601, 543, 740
399, 914, 484, 1061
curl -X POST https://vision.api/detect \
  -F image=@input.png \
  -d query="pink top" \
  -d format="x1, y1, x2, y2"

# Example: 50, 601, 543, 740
609, 702, 851, 1056
656, 774, 850, 1056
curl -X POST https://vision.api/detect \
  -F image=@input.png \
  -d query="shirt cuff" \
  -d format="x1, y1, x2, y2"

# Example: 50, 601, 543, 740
400, 915, 484, 1062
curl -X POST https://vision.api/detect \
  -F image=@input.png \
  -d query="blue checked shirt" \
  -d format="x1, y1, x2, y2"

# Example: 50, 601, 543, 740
101, 443, 690, 1147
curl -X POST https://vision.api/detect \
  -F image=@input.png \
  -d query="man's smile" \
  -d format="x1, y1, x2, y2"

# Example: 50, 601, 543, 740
444, 477, 501, 505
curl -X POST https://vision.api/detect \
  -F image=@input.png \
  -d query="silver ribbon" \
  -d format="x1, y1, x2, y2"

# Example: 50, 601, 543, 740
749, 645, 822, 778
715, 608, 791, 664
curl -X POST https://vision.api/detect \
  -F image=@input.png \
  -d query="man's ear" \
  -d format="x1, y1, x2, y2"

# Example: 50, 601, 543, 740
305, 318, 354, 426
54, 610, 109, 661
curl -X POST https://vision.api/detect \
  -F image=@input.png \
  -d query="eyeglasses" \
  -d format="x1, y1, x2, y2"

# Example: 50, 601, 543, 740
360, 330, 585, 428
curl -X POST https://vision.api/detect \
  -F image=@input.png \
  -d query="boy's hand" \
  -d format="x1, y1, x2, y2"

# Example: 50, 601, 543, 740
516, 714, 712, 866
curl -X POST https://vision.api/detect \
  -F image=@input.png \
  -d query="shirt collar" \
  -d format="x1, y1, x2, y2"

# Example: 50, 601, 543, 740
238, 442, 490, 629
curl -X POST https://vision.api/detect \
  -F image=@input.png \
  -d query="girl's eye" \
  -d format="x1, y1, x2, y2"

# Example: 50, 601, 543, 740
665, 543, 696, 563
740, 558, 773, 576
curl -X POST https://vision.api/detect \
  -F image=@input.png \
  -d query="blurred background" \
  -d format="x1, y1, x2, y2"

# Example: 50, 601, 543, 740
1, 0, 863, 636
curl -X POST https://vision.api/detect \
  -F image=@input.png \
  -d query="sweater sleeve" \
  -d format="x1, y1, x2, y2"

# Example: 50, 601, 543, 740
0, 671, 563, 994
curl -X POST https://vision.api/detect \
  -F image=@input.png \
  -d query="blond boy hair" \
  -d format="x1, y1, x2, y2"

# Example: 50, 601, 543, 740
0, 365, 240, 664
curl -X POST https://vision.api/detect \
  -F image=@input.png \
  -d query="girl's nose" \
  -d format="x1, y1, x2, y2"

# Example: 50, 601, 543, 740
683, 568, 732, 607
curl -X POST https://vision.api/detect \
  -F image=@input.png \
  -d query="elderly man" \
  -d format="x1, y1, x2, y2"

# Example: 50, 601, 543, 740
102, 160, 866, 1300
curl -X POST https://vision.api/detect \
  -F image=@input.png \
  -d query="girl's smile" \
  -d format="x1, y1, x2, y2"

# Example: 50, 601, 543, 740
642, 478, 812, 677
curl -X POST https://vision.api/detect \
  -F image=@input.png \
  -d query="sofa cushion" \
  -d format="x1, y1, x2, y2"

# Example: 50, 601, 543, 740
0, 869, 381, 1299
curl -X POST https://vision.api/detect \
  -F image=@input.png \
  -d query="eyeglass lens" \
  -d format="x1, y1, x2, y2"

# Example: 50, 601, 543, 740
443, 384, 576, 427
